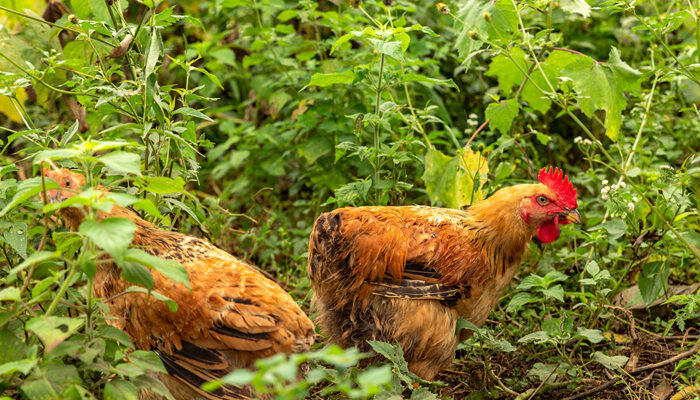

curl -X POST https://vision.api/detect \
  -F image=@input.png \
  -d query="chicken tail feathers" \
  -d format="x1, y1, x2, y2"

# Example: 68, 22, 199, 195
154, 343, 254, 400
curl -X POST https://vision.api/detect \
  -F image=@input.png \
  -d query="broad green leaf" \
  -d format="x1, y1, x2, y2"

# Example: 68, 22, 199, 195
518, 330, 551, 344
527, 362, 559, 383
121, 286, 178, 311
506, 292, 536, 312
517, 274, 544, 290
307, 71, 355, 87
3, 221, 27, 258
368, 39, 405, 63
79, 217, 136, 259
128, 350, 167, 373
104, 380, 138, 400
33, 148, 80, 163
0, 359, 36, 376
558, 48, 641, 141
593, 351, 628, 371
27, 316, 84, 352
560, 0, 591, 17
0, 287, 20, 302
119, 261, 154, 290
144, 176, 185, 194
0, 328, 28, 365
485, 99, 519, 134
455, 0, 518, 60
542, 285, 565, 301
20, 364, 82, 400
577, 327, 604, 344
124, 248, 190, 288
9, 251, 59, 275
0, 177, 59, 218
99, 152, 142, 176
599, 219, 627, 239
485, 48, 552, 113
422, 147, 489, 209
638, 261, 669, 305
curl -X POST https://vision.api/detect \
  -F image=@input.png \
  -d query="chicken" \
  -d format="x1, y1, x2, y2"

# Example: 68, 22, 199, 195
308, 167, 581, 379
43, 168, 316, 400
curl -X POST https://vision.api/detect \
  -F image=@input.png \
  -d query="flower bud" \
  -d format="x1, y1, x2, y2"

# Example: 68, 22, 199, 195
68, 14, 78, 24
348, 0, 362, 8
468, 30, 479, 39
483, 11, 491, 22
435, 3, 450, 14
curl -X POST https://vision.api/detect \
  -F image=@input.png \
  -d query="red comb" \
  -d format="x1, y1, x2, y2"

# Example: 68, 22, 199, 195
538, 166, 577, 209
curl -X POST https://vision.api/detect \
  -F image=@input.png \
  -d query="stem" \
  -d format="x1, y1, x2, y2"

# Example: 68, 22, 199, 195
45, 262, 79, 316
373, 53, 386, 188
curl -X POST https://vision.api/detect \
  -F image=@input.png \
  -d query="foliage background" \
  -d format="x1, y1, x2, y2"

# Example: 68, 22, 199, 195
0, 0, 698, 398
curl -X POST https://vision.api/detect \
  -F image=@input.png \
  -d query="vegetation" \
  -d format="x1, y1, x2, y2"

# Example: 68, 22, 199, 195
0, 0, 698, 398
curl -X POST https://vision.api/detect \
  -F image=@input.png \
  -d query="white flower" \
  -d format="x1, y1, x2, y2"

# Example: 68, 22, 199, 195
602, 194, 608, 201
574, 136, 583, 144
632, 196, 638, 202
602, 179, 608, 185
628, 202, 635, 212
611, 184, 619, 191
660, 165, 672, 170
469, 113, 478, 119
620, 181, 626, 188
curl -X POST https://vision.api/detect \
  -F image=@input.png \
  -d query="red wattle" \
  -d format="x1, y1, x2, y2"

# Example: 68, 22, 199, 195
537, 217, 560, 243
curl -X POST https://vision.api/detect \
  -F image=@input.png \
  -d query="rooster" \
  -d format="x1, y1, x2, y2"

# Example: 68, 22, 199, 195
308, 167, 581, 379
43, 168, 315, 400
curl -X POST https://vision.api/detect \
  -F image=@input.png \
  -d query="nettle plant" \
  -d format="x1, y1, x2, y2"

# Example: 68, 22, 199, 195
0, 0, 219, 397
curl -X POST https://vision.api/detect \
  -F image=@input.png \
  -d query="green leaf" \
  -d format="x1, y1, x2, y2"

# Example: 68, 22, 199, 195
20, 363, 82, 400
638, 261, 669, 305
307, 71, 355, 87
124, 248, 190, 288
9, 251, 59, 275
576, 327, 604, 344
368, 39, 405, 63
485, 99, 519, 134
559, 0, 591, 17
403, 73, 458, 89
3, 221, 27, 258
455, 0, 518, 60
27, 316, 84, 352
119, 261, 154, 290
542, 285, 564, 301
422, 147, 489, 209
518, 330, 551, 344
0, 177, 59, 218
593, 351, 628, 371
128, 350, 167, 373
599, 220, 627, 239
0, 328, 28, 365
79, 218, 136, 259
608, 47, 642, 92
0, 287, 20, 302
33, 148, 80, 164
173, 107, 214, 122
506, 292, 536, 312
144, 176, 185, 194
527, 362, 559, 383
99, 152, 142, 176
104, 380, 138, 400
121, 286, 178, 311
144, 30, 160, 78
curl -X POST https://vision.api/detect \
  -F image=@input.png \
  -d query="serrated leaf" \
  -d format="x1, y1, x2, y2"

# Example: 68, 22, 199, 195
27, 316, 83, 352
507, 292, 536, 312
144, 176, 185, 194
307, 71, 355, 87
455, 0, 518, 61
0, 177, 59, 218
368, 39, 405, 63
104, 380, 138, 400
3, 221, 27, 258
485, 99, 519, 134
576, 327, 604, 344
79, 218, 136, 259
124, 249, 190, 289
593, 351, 628, 371
173, 107, 213, 122
99, 152, 142, 176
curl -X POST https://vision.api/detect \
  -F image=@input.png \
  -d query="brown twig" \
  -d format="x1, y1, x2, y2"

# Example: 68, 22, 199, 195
563, 344, 699, 400
526, 364, 558, 400
465, 119, 490, 147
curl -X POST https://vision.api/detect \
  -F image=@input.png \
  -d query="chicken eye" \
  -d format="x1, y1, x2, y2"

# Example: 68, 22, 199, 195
65, 180, 71, 187
536, 195, 550, 206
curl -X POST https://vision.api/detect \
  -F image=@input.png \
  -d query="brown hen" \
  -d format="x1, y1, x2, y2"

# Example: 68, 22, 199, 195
308, 167, 581, 379
44, 168, 315, 400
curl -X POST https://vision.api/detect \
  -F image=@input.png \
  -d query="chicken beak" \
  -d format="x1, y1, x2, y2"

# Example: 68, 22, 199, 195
560, 209, 582, 224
